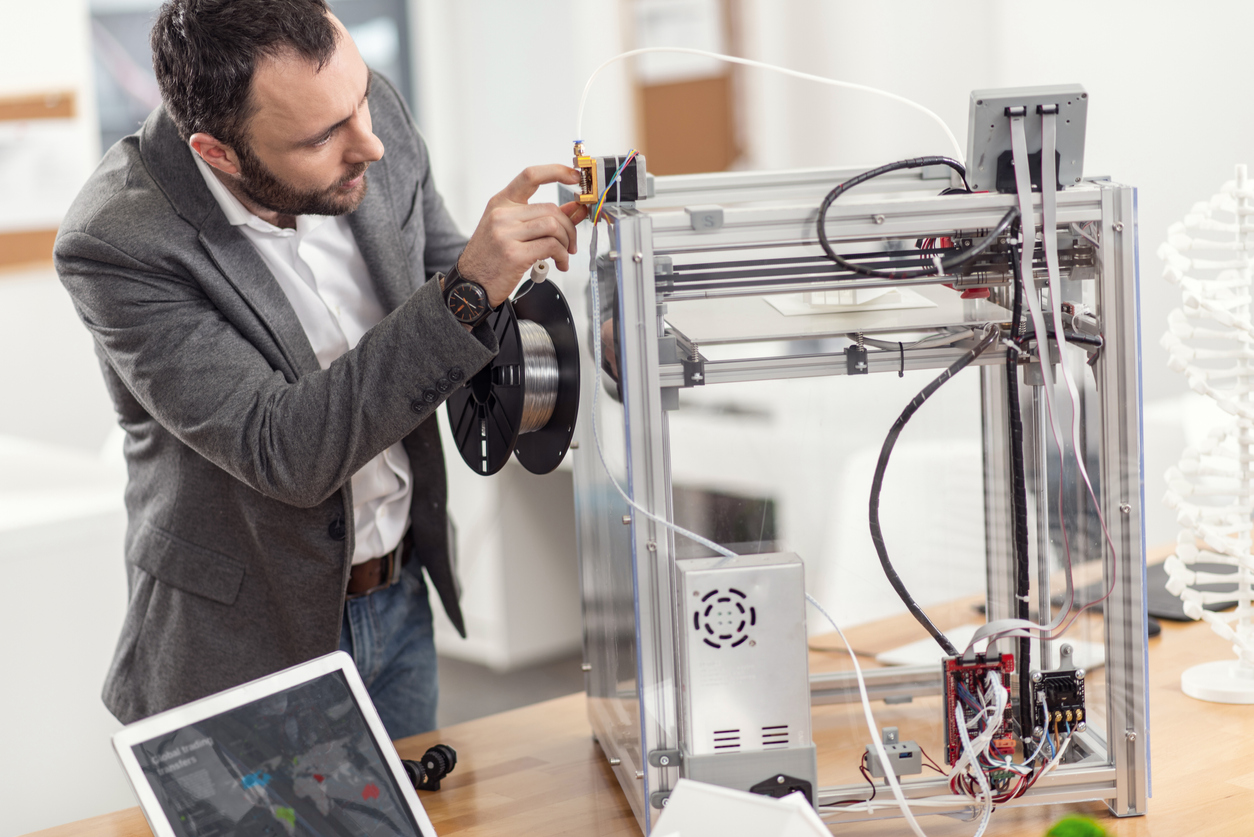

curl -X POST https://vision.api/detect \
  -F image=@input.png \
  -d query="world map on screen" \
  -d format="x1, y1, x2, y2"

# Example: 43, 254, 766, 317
133, 671, 419, 837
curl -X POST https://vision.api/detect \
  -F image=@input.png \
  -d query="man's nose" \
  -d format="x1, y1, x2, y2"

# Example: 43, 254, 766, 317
346, 120, 384, 165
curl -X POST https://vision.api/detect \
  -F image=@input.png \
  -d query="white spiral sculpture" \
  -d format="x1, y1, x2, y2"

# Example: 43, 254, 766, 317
1159, 164, 1254, 703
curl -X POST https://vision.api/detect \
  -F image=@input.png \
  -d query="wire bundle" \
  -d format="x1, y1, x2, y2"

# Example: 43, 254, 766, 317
815, 157, 1019, 281
946, 676, 1069, 807
592, 150, 639, 225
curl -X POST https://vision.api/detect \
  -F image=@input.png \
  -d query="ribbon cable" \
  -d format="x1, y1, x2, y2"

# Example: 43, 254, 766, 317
1038, 107, 1122, 631
966, 108, 1076, 650
969, 107, 1123, 653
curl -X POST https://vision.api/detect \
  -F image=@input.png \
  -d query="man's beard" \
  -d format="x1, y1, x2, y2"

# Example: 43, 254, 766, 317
234, 143, 369, 217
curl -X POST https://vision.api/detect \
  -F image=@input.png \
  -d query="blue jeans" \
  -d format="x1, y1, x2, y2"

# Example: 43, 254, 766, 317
339, 566, 438, 740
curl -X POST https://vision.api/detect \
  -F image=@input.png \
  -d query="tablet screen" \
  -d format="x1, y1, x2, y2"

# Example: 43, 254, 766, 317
131, 670, 422, 837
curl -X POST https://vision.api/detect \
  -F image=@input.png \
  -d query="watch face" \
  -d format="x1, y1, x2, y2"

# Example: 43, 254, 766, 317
447, 281, 489, 323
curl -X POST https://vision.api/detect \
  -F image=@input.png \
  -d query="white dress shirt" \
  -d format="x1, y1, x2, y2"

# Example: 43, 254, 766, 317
193, 151, 411, 565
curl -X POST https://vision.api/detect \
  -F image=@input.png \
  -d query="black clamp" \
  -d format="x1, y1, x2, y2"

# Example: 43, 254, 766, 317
845, 344, 869, 375
682, 358, 705, 386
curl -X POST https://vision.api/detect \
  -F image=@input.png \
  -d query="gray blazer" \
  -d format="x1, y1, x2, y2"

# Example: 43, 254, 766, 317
55, 76, 497, 724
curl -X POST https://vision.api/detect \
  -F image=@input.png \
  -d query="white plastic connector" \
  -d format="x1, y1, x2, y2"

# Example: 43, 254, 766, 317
529, 260, 550, 284
865, 727, 923, 779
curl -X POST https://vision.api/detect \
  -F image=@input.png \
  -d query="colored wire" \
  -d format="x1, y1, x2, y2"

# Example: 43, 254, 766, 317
826, 753, 877, 807
592, 150, 639, 225
592, 152, 635, 224
575, 48, 963, 159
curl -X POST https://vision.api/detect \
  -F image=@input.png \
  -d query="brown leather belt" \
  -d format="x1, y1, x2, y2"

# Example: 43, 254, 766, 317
346, 532, 411, 599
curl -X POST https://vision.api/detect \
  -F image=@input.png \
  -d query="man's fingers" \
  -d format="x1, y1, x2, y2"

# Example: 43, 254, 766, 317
505, 203, 581, 254
518, 216, 574, 253
499, 164, 582, 205
560, 201, 590, 225
516, 239, 574, 273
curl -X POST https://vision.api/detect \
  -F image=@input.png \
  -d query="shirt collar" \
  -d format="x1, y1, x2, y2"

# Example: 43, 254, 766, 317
189, 145, 328, 237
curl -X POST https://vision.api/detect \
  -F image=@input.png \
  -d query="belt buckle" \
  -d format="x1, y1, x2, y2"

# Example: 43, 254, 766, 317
345, 540, 405, 600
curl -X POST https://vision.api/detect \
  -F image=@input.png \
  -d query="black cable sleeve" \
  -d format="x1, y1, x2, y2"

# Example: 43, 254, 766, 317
1008, 239, 1034, 742
1054, 331, 1103, 349
815, 156, 1019, 280
869, 323, 1002, 657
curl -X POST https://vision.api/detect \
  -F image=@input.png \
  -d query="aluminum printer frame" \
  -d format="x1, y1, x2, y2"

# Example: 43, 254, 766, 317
569, 165, 1148, 833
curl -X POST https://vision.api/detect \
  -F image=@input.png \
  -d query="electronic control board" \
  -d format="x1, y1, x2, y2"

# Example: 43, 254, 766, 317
942, 652, 1016, 765
1034, 668, 1086, 732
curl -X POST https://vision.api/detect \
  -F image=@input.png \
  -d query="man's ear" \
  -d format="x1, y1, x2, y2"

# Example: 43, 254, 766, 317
189, 133, 242, 175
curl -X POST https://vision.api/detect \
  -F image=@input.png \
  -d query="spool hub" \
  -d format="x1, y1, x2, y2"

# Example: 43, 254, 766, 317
446, 279, 580, 476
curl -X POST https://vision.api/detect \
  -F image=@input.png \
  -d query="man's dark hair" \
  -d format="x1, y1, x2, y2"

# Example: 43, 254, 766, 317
151, 0, 338, 148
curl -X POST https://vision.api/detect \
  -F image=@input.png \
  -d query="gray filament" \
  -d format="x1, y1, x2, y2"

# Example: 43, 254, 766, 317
518, 319, 559, 434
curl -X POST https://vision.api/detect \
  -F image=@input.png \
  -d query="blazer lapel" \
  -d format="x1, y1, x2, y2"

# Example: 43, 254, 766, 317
139, 107, 321, 378
348, 160, 415, 313
198, 213, 321, 377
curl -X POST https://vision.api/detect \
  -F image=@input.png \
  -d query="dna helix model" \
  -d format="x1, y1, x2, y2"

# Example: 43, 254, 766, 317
1159, 164, 1254, 703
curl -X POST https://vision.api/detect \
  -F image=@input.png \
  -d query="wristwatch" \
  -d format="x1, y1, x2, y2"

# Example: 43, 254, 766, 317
441, 264, 491, 327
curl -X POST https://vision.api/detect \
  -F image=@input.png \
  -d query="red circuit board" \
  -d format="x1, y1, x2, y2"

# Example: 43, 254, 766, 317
942, 652, 1015, 765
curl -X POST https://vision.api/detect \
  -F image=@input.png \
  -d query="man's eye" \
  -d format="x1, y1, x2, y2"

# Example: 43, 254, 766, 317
312, 132, 333, 147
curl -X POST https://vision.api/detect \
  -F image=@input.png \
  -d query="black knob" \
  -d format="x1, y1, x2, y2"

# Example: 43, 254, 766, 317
402, 743, 458, 791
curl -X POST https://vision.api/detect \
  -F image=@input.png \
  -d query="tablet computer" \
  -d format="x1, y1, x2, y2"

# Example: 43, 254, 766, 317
112, 651, 437, 837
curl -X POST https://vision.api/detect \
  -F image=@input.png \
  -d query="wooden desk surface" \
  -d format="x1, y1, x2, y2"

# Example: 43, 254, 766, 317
27, 610, 1254, 837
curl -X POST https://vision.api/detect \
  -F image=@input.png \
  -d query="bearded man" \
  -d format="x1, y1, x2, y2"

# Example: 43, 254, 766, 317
55, 0, 586, 737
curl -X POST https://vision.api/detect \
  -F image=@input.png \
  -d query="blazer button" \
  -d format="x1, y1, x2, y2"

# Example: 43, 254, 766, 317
328, 516, 346, 541
410, 398, 424, 414
448, 367, 464, 383
436, 378, 452, 394
422, 389, 438, 404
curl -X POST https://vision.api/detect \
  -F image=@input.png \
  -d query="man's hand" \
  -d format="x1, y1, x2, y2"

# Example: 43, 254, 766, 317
457, 165, 590, 308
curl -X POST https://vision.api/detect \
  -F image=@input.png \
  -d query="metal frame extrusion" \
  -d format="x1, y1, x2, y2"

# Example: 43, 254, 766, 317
570, 166, 1148, 833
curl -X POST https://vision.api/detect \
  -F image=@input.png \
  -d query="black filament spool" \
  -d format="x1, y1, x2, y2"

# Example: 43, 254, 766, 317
445, 279, 580, 476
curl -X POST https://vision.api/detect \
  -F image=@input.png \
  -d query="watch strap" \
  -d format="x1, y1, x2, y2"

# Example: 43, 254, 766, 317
441, 265, 491, 327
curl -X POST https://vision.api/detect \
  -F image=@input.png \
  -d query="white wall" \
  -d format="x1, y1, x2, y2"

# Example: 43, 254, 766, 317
411, 0, 637, 233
